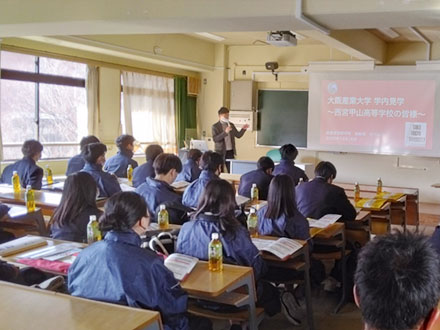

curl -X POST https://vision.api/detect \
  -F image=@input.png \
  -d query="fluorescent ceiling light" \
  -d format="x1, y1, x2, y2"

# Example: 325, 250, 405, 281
377, 27, 400, 39
194, 32, 225, 42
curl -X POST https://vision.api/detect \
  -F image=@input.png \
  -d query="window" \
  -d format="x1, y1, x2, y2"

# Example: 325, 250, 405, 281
121, 71, 176, 153
0, 51, 87, 160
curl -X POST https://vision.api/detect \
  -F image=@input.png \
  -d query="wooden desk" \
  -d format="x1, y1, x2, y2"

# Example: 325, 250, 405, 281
345, 211, 371, 248
353, 200, 391, 235
143, 223, 182, 237
0, 281, 162, 330
335, 181, 419, 226
258, 237, 315, 330
219, 173, 241, 191
0, 185, 106, 216
0, 204, 48, 236
181, 261, 258, 330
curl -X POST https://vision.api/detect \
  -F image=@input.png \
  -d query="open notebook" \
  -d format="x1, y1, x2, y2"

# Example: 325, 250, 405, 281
252, 237, 303, 260
164, 253, 198, 281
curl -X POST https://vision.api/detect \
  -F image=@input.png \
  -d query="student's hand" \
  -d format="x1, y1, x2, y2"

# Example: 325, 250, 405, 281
225, 126, 232, 133
242, 124, 249, 130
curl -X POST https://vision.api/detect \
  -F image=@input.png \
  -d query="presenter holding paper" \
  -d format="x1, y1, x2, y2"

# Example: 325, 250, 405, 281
212, 107, 249, 172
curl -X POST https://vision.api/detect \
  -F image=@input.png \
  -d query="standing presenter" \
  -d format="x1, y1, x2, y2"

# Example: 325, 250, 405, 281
212, 107, 249, 172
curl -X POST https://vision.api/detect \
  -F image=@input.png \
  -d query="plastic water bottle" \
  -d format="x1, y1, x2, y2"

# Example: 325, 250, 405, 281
377, 177, 383, 194
12, 171, 20, 193
250, 183, 259, 203
87, 215, 102, 244
158, 204, 169, 230
45, 165, 53, 185
354, 182, 360, 203
247, 207, 258, 238
208, 233, 223, 272
25, 185, 35, 212
127, 164, 133, 184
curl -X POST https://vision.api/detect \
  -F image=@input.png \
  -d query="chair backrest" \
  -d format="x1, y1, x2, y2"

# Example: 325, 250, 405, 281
0, 208, 48, 236
266, 149, 281, 162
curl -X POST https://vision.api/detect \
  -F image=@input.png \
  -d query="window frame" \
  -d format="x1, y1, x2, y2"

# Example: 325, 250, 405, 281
0, 52, 87, 160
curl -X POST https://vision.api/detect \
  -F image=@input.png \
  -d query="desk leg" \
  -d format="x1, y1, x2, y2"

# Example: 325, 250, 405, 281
303, 244, 315, 330
334, 230, 347, 314
244, 275, 258, 330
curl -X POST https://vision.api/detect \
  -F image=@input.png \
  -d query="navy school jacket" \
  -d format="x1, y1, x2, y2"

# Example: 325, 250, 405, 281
136, 177, 189, 224
81, 163, 121, 198
257, 205, 310, 241
50, 206, 103, 243
238, 168, 273, 200
1, 157, 43, 190
103, 151, 138, 178
182, 170, 218, 209
295, 177, 357, 222
176, 159, 201, 183
429, 226, 440, 256
68, 230, 189, 330
176, 214, 266, 281
273, 160, 308, 186
66, 154, 85, 176
132, 160, 155, 188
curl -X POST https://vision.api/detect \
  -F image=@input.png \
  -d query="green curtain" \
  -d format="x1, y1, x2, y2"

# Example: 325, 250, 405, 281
175, 76, 197, 149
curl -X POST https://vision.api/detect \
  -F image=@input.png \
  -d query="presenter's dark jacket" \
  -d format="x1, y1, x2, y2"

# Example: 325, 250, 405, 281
50, 207, 103, 243
257, 205, 310, 240
182, 170, 218, 209
81, 163, 121, 198
176, 213, 266, 281
273, 160, 308, 186
429, 226, 440, 255
295, 177, 357, 222
132, 160, 155, 188
136, 177, 189, 224
1, 157, 43, 190
238, 169, 273, 200
103, 150, 138, 178
66, 154, 86, 176
68, 230, 189, 330
176, 159, 201, 183
212, 121, 246, 157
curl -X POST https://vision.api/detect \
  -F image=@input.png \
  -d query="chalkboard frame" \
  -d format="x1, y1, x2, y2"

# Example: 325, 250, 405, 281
256, 89, 309, 148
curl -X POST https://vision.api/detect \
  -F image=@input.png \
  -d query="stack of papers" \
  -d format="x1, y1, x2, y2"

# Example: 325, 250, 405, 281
307, 214, 341, 228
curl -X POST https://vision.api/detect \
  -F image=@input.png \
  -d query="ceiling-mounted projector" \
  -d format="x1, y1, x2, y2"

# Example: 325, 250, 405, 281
266, 31, 297, 47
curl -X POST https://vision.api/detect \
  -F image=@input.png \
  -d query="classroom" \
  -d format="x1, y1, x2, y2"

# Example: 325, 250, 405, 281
1, 1, 440, 330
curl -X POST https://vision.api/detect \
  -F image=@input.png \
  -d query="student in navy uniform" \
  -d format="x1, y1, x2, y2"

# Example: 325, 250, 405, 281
176, 149, 202, 183
81, 142, 121, 198
49, 172, 102, 243
238, 156, 274, 200
273, 144, 308, 186
0, 203, 14, 243
258, 175, 309, 240
68, 192, 212, 330
1, 139, 44, 190
355, 232, 440, 330
66, 135, 100, 176
296, 161, 356, 222
132, 144, 163, 188
104, 134, 138, 178
136, 153, 190, 224
182, 151, 223, 209
177, 179, 281, 316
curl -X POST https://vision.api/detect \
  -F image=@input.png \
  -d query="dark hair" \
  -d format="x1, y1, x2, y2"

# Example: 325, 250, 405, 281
83, 142, 107, 164
314, 161, 337, 180
22, 140, 43, 158
145, 144, 164, 161
279, 144, 298, 162
194, 179, 240, 235
201, 151, 223, 172
49, 172, 98, 228
355, 231, 440, 330
257, 156, 275, 171
80, 135, 100, 152
188, 149, 203, 162
218, 107, 230, 115
265, 175, 296, 219
116, 134, 135, 151
153, 153, 182, 175
99, 191, 147, 232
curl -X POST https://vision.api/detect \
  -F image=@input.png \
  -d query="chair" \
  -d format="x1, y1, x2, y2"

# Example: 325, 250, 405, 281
266, 149, 281, 162
0, 208, 48, 237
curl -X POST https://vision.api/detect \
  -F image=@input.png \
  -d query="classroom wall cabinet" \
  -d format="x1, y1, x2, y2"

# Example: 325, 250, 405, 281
230, 80, 257, 111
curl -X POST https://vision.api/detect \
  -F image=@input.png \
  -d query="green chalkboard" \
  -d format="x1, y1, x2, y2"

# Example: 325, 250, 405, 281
257, 90, 308, 147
